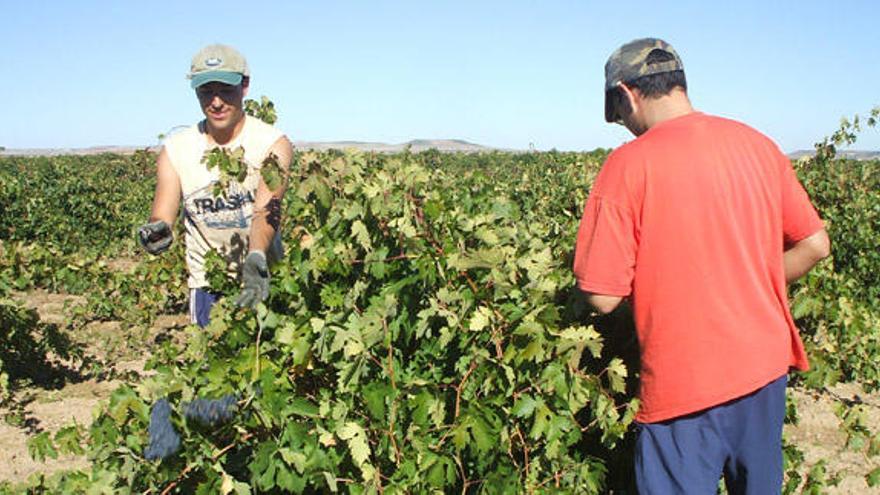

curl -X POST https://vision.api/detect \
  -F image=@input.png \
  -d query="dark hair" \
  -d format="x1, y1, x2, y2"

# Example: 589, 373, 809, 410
626, 69, 687, 98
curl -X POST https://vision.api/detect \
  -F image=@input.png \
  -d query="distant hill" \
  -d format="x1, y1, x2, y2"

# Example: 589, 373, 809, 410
0, 145, 157, 157
3, 143, 877, 158
292, 139, 491, 153
0, 139, 493, 156
788, 149, 880, 160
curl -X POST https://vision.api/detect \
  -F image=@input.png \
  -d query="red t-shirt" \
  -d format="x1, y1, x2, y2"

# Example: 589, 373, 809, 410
573, 112, 824, 423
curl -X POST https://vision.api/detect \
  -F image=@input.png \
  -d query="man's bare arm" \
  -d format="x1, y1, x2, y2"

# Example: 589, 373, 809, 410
784, 229, 831, 283
249, 136, 294, 253
149, 148, 182, 225
586, 293, 624, 315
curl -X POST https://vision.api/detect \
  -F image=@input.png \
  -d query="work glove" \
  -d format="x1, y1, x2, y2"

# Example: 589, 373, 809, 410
236, 250, 269, 308
138, 220, 173, 255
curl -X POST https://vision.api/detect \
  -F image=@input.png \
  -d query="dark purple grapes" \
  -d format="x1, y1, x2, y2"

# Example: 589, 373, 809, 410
183, 394, 237, 426
144, 398, 180, 460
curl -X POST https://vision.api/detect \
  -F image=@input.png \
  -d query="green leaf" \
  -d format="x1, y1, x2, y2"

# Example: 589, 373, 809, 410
452, 422, 470, 450
54, 424, 85, 456
320, 284, 346, 309
27, 431, 58, 462
363, 382, 391, 420
338, 421, 371, 467
427, 460, 447, 488
275, 466, 305, 493
512, 395, 538, 418
867, 467, 880, 487
315, 181, 332, 209
289, 397, 320, 418
275, 324, 296, 345
555, 325, 604, 358
323, 471, 339, 492
530, 404, 552, 440
426, 455, 455, 488
469, 414, 494, 453
469, 305, 492, 331
107, 386, 146, 425
475, 226, 499, 246
261, 155, 283, 191
279, 448, 307, 474
256, 460, 277, 491
351, 220, 372, 251
411, 391, 437, 427
606, 358, 628, 394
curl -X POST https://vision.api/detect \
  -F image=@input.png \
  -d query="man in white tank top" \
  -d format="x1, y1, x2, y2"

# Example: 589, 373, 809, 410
137, 44, 293, 326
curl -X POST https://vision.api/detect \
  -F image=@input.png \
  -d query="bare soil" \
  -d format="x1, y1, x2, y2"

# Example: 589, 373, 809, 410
0, 291, 187, 485
787, 384, 880, 493
1, 291, 878, 493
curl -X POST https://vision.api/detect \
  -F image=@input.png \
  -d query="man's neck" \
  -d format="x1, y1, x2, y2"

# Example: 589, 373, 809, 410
205, 112, 246, 146
642, 90, 695, 130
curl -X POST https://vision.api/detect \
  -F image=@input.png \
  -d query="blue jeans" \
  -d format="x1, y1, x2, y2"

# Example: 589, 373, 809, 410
635, 374, 787, 494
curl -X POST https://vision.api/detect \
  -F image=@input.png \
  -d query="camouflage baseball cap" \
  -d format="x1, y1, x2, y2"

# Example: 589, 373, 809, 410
604, 38, 684, 122
187, 44, 250, 89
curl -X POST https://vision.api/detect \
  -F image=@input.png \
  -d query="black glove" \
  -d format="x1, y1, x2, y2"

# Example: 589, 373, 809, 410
138, 220, 172, 255
236, 251, 269, 308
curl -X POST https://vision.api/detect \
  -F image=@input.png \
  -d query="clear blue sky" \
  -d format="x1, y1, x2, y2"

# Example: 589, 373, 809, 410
2, 0, 879, 152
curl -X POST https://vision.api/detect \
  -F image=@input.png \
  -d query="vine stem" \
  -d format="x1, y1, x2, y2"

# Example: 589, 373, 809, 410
461, 271, 505, 359
514, 426, 530, 483
351, 252, 416, 265
453, 454, 469, 495
254, 310, 264, 380
383, 317, 402, 465
433, 358, 482, 450
455, 359, 480, 419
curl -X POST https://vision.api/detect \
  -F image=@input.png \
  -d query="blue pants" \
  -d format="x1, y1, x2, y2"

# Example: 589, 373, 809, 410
635, 374, 787, 494
189, 288, 219, 328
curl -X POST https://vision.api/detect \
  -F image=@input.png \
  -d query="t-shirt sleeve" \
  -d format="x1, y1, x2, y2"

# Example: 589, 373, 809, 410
572, 194, 637, 296
779, 156, 824, 246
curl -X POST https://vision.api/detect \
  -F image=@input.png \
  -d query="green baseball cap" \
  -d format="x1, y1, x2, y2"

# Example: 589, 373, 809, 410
187, 44, 250, 89
604, 38, 684, 122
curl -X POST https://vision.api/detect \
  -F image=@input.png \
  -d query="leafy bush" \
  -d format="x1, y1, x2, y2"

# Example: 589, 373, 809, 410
0, 297, 79, 403
39, 149, 634, 493
0, 152, 155, 256
789, 108, 880, 390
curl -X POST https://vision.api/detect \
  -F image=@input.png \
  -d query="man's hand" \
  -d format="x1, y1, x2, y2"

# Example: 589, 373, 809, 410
138, 220, 173, 255
236, 251, 269, 308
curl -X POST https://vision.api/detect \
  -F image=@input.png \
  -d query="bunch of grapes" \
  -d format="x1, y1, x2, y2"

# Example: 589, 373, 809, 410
144, 398, 180, 461
183, 394, 237, 426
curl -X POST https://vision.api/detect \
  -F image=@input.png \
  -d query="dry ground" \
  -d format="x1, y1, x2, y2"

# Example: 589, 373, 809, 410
1, 291, 878, 493
0, 291, 187, 485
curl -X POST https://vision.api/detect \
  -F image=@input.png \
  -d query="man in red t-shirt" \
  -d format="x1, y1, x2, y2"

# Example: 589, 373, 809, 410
574, 38, 830, 493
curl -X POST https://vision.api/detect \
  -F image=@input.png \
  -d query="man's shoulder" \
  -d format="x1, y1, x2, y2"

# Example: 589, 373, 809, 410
702, 112, 769, 134
594, 142, 647, 197
605, 136, 648, 170
705, 114, 785, 160
163, 122, 204, 149
637, 112, 780, 155
687, 112, 780, 149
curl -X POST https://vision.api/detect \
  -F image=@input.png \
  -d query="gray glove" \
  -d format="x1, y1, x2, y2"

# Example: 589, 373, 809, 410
138, 220, 172, 255
236, 251, 269, 308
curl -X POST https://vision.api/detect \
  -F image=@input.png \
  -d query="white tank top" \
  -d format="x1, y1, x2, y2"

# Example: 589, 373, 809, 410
164, 115, 284, 288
